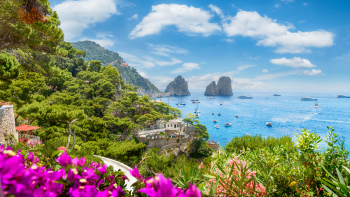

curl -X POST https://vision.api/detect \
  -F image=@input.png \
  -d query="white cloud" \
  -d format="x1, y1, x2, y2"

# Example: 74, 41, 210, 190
129, 4, 221, 39
53, 0, 117, 41
147, 44, 188, 57
222, 11, 334, 53
81, 33, 114, 47
262, 69, 269, 73
237, 65, 253, 71
118, 52, 155, 68
270, 57, 316, 68
303, 69, 323, 76
155, 58, 183, 66
171, 63, 200, 73
208, 4, 224, 19
128, 14, 138, 20
281, 0, 294, 2
274, 4, 280, 8
224, 39, 235, 43
303, 2, 308, 6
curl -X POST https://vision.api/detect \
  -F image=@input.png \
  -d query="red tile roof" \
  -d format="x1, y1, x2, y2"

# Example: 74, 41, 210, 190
15, 125, 40, 131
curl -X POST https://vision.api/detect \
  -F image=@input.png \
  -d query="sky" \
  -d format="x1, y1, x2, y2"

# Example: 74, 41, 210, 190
49, 0, 350, 92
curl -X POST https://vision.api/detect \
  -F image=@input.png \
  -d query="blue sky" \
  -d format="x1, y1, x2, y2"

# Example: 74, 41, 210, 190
50, 0, 350, 92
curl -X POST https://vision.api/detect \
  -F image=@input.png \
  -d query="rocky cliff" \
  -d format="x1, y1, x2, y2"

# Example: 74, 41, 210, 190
204, 81, 218, 96
204, 76, 232, 96
165, 75, 191, 96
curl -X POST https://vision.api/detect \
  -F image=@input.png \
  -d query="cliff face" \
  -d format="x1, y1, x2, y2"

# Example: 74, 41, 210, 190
204, 81, 218, 96
165, 75, 191, 96
204, 76, 232, 96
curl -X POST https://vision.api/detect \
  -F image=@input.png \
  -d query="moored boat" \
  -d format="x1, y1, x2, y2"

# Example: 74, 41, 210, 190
266, 122, 272, 127
215, 125, 220, 129
225, 123, 232, 127
315, 102, 319, 108
336, 95, 350, 98
218, 113, 221, 116
212, 112, 214, 115
236, 115, 239, 118
238, 95, 252, 99
273, 93, 281, 96
300, 96, 317, 101
214, 120, 217, 123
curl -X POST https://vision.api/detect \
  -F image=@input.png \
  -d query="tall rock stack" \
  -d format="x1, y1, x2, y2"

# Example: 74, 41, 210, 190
204, 76, 233, 96
165, 75, 191, 96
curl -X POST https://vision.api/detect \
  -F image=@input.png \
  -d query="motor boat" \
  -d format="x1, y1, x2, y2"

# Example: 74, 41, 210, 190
220, 103, 222, 105
266, 122, 272, 127
300, 96, 317, 101
315, 102, 319, 108
212, 112, 214, 115
273, 94, 281, 96
336, 95, 350, 98
318, 112, 322, 115
235, 115, 239, 118
208, 96, 215, 100
195, 114, 201, 118
213, 120, 217, 123
224, 123, 232, 127
218, 113, 221, 116
192, 101, 200, 103
215, 125, 220, 129
238, 95, 252, 99
191, 99, 198, 101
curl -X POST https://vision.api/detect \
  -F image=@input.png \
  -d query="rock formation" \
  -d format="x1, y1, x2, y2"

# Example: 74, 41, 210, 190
165, 75, 191, 96
204, 76, 233, 96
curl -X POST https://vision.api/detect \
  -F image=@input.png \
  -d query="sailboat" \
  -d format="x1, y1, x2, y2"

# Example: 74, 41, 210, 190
194, 99, 200, 114
177, 90, 185, 107
171, 90, 176, 100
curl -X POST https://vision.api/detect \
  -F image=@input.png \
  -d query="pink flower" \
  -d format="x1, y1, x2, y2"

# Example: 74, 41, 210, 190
129, 166, 143, 182
198, 162, 204, 169
55, 151, 72, 167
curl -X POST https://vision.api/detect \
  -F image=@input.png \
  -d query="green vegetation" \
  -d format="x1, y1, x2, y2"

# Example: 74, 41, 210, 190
71, 41, 123, 65
225, 134, 295, 153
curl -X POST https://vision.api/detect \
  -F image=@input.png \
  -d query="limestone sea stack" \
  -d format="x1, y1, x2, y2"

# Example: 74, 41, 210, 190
165, 75, 191, 96
204, 76, 233, 96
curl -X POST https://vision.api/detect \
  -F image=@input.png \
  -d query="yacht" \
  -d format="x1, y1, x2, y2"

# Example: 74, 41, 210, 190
315, 102, 319, 108
236, 115, 239, 118
213, 120, 217, 123
193, 99, 200, 114
212, 112, 214, 115
195, 113, 201, 118
208, 96, 215, 100
336, 95, 350, 98
215, 125, 220, 129
218, 113, 221, 116
266, 122, 272, 127
273, 94, 281, 96
300, 96, 317, 101
238, 95, 252, 99
224, 123, 232, 127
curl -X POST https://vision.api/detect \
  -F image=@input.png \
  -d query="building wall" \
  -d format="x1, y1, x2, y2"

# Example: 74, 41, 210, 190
145, 138, 192, 149
0, 105, 18, 145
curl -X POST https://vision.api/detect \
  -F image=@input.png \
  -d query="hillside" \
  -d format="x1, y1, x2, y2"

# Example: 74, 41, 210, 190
71, 40, 162, 96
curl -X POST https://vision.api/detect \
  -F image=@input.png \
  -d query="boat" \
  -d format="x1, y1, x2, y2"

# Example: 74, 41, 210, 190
266, 122, 272, 127
171, 90, 176, 100
224, 123, 232, 127
336, 95, 350, 98
195, 114, 201, 118
215, 125, 220, 129
315, 102, 319, 108
220, 103, 222, 105
207, 96, 215, 100
212, 112, 214, 115
214, 120, 217, 123
238, 95, 252, 99
177, 90, 186, 106
273, 94, 281, 96
235, 115, 239, 118
191, 99, 198, 101
300, 96, 317, 101
218, 113, 221, 116
193, 99, 200, 114
318, 112, 322, 115
192, 101, 200, 103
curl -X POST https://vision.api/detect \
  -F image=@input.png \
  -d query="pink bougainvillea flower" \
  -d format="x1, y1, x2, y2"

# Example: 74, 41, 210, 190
122, 175, 127, 181
98, 164, 107, 175
178, 183, 201, 197
138, 174, 178, 197
129, 166, 143, 182
72, 157, 86, 167
55, 151, 72, 167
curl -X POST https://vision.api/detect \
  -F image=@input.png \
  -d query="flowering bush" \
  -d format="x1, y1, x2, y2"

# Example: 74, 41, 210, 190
0, 145, 127, 196
129, 165, 202, 197
203, 154, 266, 196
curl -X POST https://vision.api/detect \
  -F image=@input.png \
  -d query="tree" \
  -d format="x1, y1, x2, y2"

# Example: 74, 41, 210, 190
194, 124, 209, 140
183, 113, 199, 127
88, 60, 101, 73
0, 53, 19, 85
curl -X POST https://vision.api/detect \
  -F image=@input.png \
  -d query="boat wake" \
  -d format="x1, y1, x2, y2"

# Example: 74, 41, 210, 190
311, 119, 350, 124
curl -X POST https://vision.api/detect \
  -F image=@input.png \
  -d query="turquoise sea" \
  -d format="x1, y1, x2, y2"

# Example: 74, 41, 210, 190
162, 91, 350, 149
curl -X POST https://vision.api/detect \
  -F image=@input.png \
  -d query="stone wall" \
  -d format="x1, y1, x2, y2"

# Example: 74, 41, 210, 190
146, 138, 191, 149
0, 105, 18, 145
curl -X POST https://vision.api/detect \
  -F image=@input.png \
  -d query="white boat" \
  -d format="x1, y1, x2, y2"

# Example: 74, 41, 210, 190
195, 114, 201, 118
336, 95, 350, 98
218, 113, 221, 116
213, 120, 217, 123
215, 125, 220, 129
315, 102, 319, 108
273, 93, 281, 96
212, 112, 214, 115
236, 115, 239, 118
208, 96, 215, 100
194, 99, 200, 113
300, 96, 317, 101
224, 123, 232, 127
266, 122, 272, 127
238, 95, 252, 99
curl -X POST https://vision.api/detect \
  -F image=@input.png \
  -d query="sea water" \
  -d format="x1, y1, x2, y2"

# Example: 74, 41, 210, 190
163, 92, 350, 150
